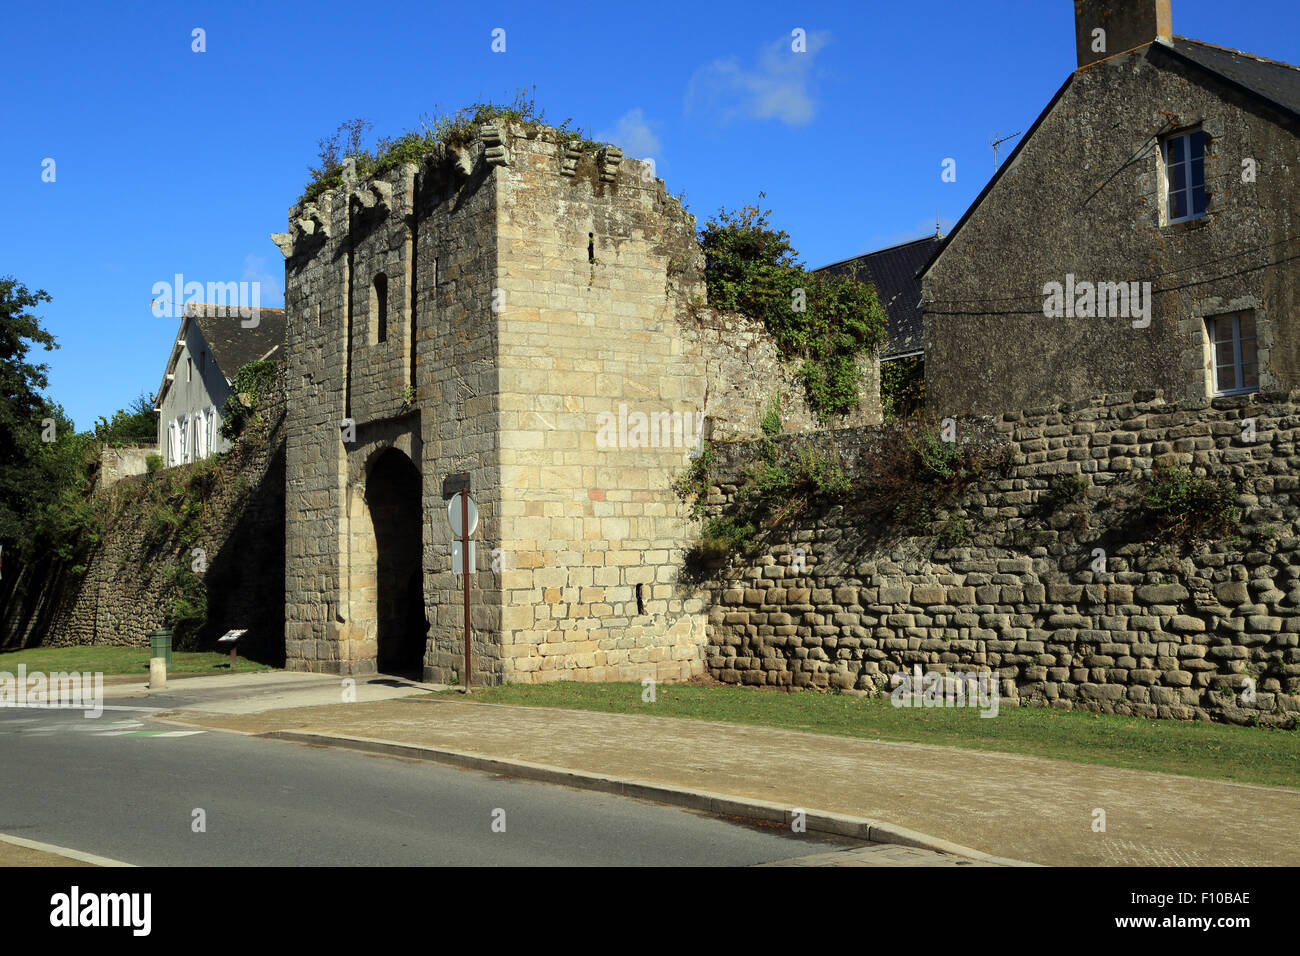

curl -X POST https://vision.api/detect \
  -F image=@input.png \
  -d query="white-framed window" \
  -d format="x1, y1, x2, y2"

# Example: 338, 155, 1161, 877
1207, 312, 1258, 395
187, 356, 193, 383
178, 414, 189, 463
206, 405, 217, 454
1161, 129, 1207, 224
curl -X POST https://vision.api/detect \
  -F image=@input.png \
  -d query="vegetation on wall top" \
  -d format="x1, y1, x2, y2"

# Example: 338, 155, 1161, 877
697, 197, 888, 423
300, 87, 605, 204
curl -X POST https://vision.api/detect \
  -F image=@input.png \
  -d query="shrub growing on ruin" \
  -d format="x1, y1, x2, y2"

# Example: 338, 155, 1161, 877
220, 360, 279, 443
1139, 463, 1241, 541
698, 198, 887, 423
880, 355, 925, 420
300, 88, 603, 204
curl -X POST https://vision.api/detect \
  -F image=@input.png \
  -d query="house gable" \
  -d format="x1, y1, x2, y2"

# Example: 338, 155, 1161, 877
922, 39, 1300, 415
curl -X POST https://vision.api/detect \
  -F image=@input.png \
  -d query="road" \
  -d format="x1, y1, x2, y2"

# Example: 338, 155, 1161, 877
0, 702, 861, 866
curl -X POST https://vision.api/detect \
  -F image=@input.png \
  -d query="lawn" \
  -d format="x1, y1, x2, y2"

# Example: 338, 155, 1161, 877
0, 645, 277, 676
437, 681, 1300, 789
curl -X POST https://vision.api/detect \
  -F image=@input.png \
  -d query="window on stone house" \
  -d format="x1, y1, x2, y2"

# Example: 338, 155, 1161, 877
371, 273, 388, 344
1207, 312, 1258, 396
187, 356, 193, 382
1161, 129, 1207, 224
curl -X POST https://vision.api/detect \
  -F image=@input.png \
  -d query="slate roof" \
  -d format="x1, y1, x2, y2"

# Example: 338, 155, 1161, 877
188, 303, 287, 374
154, 304, 287, 410
1166, 37, 1300, 121
815, 235, 941, 360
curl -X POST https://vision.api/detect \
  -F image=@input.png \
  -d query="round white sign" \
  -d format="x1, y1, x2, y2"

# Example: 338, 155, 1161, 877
447, 493, 479, 537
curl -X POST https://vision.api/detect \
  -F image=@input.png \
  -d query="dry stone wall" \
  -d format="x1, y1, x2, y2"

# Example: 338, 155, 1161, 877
698, 388, 1300, 725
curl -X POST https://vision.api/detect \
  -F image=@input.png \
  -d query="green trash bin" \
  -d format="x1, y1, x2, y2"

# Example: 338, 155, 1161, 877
149, 629, 173, 668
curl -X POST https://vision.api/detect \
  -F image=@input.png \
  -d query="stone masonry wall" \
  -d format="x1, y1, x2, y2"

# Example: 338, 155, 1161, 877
698, 387, 1300, 725
99, 443, 159, 489
3, 375, 286, 661
924, 42, 1300, 416
279, 120, 882, 685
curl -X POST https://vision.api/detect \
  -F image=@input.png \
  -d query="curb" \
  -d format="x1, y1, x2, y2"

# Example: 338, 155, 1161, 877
0, 832, 134, 867
260, 729, 1038, 866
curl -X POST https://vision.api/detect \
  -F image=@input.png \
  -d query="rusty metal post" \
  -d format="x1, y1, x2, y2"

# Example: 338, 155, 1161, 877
462, 492, 472, 689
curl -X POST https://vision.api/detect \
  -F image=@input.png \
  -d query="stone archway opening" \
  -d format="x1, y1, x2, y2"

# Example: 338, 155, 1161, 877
365, 448, 427, 677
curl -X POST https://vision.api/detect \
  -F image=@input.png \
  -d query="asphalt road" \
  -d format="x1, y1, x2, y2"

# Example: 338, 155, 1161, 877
0, 706, 859, 866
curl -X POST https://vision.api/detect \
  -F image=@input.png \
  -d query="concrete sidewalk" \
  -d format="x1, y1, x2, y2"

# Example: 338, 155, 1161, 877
156, 696, 1300, 867
104, 670, 438, 712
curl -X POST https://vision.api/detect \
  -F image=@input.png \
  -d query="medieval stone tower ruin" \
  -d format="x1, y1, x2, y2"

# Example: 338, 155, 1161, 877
273, 121, 880, 684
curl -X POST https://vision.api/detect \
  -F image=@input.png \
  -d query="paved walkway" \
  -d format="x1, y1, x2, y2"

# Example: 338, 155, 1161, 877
155, 695, 1300, 866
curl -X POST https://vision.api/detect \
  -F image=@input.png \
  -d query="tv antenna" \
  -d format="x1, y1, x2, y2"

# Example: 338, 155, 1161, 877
991, 130, 1023, 171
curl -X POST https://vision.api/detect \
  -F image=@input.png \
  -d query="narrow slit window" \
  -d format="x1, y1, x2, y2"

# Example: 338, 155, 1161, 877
371, 273, 388, 344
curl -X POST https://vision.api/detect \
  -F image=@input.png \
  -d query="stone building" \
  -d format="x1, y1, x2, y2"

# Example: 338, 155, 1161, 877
922, 0, 1300, 415
273, 122, 882, 683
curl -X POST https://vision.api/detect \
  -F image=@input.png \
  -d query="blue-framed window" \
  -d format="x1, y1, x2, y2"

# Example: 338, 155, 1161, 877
1162, 130, 1207, 223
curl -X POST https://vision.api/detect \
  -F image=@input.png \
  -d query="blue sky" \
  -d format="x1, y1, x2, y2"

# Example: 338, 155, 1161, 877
5, 0, 1298, 430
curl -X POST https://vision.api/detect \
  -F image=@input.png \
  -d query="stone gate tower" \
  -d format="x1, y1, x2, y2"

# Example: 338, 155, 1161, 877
273, 121, 880, 684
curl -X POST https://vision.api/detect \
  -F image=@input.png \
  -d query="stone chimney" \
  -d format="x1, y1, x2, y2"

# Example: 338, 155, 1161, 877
1074, 0, 1172, 68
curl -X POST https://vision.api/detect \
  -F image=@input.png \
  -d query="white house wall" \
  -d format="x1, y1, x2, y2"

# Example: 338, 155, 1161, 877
156, 319, 236, 465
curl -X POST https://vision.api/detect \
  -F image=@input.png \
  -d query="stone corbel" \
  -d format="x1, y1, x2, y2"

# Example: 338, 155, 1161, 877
271, 232, 294, 258
295, 203, 330, 239
352, 179, 392, 211
598, 145, 623, 183
482, 125, 510, 167
451, 145, 474, 176
559, 143, 582, 177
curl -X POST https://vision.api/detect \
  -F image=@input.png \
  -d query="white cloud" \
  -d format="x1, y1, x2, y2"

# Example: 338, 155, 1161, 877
595, 108, 663, 160
686, 31, 832, 126
243, 253, 283, 306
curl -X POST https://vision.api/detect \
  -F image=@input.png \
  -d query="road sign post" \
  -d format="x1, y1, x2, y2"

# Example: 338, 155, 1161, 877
461, 491, 471, 689
445, 483, 478, 690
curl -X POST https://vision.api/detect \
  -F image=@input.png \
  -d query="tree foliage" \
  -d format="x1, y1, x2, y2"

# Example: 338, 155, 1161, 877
0, 278, 64, 554
698, 197, 888, 422
93, 393, 156, 445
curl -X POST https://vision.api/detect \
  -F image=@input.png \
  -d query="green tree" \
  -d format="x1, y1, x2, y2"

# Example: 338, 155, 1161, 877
698, 197, 887, 421
0, 278, 59, 551
94, 392, 157, 444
